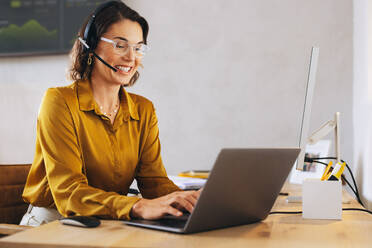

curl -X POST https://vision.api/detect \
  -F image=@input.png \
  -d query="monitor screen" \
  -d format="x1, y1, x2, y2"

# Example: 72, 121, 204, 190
289, 47, 321, 184
0, 0, 107, 57
296, 46, 319, 170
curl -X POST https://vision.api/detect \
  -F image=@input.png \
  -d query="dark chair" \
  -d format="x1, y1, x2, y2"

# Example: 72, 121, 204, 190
0, 164, 33, 236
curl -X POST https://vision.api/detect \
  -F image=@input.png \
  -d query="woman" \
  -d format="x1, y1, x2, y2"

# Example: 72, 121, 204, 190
20, 1, 199, 226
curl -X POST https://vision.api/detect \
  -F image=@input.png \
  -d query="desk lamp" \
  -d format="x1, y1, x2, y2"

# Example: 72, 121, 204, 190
307, 112, 341, 163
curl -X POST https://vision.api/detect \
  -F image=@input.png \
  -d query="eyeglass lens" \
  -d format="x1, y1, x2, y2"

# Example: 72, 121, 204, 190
114, 40, 146, 58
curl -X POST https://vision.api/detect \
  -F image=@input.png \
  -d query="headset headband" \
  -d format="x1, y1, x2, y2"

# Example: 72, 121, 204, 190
82, 0, 119, 51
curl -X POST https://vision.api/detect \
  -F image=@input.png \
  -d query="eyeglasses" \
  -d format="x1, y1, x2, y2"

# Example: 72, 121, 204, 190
100, 37, 149, 58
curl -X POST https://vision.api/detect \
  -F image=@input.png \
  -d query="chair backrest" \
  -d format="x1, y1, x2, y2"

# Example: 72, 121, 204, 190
0, 164, 31, 224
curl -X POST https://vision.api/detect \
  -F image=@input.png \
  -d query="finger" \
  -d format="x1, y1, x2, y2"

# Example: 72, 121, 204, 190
191, 190, 201, 200
179, 190, 198, 199
179, 191, 199, 207
165, 205, 183, 217
184, 189, 200, 196
167, 192, 197, 212
194, 191, 201, 200
186, 190, 199, 198
171, 197, 194, 213
195, 188, 203, 198
183, 192, 198, 207
185, 190, 200, 202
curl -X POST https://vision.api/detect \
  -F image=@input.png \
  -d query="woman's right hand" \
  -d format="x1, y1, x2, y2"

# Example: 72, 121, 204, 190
130, 190, 201, 220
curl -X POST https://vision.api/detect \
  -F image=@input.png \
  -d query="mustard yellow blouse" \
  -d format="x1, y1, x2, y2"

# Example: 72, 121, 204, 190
22, 79, 180, 220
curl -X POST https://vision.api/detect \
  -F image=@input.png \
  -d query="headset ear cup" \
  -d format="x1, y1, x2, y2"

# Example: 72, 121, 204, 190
87, 24, 97, 51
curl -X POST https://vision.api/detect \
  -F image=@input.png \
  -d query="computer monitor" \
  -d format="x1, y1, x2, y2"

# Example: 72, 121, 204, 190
296, 47, 319, 170
289, 47, 320, 184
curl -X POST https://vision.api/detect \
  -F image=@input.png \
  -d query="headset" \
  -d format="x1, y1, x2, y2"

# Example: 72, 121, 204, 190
78, 0, 120, 72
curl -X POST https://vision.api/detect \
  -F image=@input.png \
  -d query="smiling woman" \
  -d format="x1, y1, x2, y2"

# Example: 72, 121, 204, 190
19, 0, 200, 226
90, 19, 145, 91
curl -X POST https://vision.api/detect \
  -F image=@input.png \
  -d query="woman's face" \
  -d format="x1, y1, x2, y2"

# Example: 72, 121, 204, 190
91, 19, 144, 86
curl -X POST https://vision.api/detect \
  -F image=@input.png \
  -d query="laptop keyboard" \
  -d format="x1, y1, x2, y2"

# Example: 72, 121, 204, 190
162, 213, 190, 221
130, 213, 190, 229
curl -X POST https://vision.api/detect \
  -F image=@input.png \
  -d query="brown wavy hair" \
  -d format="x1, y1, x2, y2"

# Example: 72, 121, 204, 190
68, 1, 149, 86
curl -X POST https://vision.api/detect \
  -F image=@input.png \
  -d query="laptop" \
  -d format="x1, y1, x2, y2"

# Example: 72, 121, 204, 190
123, 148, 300, 234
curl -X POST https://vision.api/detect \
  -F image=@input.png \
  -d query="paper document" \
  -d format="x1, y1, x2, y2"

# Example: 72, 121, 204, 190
168, 176, 207, 190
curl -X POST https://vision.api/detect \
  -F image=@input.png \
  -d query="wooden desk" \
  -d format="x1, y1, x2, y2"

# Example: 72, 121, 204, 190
1, 184, 371, 248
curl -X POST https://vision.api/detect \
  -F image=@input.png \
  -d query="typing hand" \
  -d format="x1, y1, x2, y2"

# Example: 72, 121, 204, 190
130, 190, 200, 220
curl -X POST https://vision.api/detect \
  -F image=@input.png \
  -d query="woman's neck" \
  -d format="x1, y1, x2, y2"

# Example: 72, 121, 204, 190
90, 77, 121, 110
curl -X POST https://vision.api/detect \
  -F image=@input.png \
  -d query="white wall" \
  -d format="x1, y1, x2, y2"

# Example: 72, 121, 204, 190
353, 0, 372, 209
127, 0, 353, 175
0, 55, 69, 163
1, 1, 353, 181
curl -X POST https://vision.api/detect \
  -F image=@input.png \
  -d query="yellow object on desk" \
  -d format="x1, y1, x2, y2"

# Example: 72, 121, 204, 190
320, 161, 346, 181
178, 170, 210, 179
321, 161, 333, 181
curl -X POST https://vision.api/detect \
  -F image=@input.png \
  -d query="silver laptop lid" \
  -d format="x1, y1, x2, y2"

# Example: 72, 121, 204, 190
184, 148, 300, 233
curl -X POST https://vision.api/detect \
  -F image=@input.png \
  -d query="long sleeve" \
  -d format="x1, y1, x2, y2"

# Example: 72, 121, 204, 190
135, 103, 181, 199
23, 88, 140, 219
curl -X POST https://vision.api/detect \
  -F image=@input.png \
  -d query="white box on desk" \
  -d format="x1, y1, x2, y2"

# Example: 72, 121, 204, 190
302, 178, 342, 220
